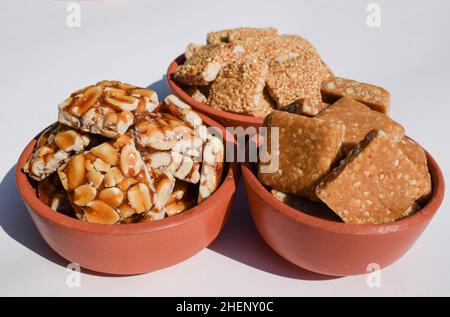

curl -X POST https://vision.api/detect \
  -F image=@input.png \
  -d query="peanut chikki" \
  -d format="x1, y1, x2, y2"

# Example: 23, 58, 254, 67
208, 55, 271, 116
57, 134, 165, 224
198, 132, 224, 202
258, 111, 345, 200
37, 173, 74, 217
398, 137, 432, 202
321, 77, 391, 114
23, 123, 91, 181
316, 97, 404, 154
133, 112, 203, 184
206, 27, 278, 44
266, 51, 327, 109
174, 43, 244, 86
316, 130, 431, 224
165, 181, 196, 217
58, 80, 158, 138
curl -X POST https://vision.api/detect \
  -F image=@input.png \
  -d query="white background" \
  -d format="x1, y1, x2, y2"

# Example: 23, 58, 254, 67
0, 0, 449, 296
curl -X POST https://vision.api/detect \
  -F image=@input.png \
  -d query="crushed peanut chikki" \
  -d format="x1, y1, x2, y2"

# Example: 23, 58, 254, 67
316, 97, 404, 154
258, 111, 345, 200
23, 82, 225, 224
257, 99, 432, 224
316, 130, 430, 224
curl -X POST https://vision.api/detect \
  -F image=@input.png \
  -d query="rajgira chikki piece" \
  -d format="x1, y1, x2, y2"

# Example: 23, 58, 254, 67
174, 43, 244, 86
208, 55, 272, 116
206, 27, 278, 44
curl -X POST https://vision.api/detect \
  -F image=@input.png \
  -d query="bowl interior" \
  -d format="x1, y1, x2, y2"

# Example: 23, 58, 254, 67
16, 112, 238, 235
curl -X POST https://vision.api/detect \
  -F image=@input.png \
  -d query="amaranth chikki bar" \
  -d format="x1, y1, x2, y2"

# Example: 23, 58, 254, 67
23, 123, 91, 181
208, 55, 272, 117
316, 130, 430, 224
258, 111, 345, 200
321, 77, 391, 114
58, 80, 158, 138
266, 51, 327, 109
316, 97, 404, 154
174, 43, 243, 86
206, 27, 278, 44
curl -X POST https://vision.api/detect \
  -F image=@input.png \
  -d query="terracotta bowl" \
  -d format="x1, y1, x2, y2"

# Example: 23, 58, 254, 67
167, 54, 265, 128
241, 145, 445, 276
16, 114, 238, 275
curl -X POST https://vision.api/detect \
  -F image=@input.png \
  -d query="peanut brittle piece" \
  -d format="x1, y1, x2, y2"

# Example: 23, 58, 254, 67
258, 111, 345, 200
174, 43, 243, 86
165, 181, 196, 217
134, 109, 204, 184
198, 132, 224, 203
57, 134, 160, 224
321, 77, 391, 114
37, 173, 75, 217
23, 123, 91, 181
206, 27, 278, 44
398, 137, 432, 203
316, 130, 430, 224
58, 80, 158, 138
266, 51, 326, 108
316, 97, 404, 154
208, 55, 270, 116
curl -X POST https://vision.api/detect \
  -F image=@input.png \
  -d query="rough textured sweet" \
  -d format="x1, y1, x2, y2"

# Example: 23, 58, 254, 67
398, 137, 432, 203
258, 111, 345, 200
206, 27, 278, 44
174, 43, 243, 86
316, 97, 404, 154
23, 123, 91, 181
321, 77, 391, 114
266, 51, 327, 108
58, 80, 158, 138
316, 130, 430, 224
208, 55, 272, 116
283, 98, 329, 117
198, 132, 224, 202
57, 134, 159, 224
184, 43, 204, 60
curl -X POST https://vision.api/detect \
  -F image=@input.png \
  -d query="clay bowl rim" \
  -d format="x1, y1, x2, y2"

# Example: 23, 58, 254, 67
241, 145, 445, 235
16, 112, 238, 236
166, 54, 265, 126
